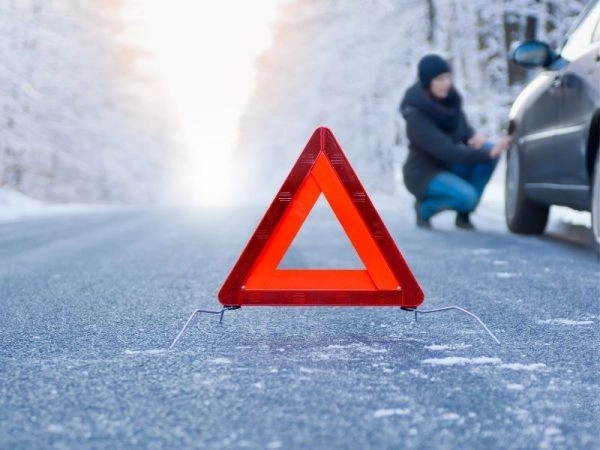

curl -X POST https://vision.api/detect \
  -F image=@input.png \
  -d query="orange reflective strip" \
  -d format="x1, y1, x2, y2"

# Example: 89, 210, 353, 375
311, 154, 399, 289
246, 269, 375, 290
245, 154, 399, 290
246, 174, 321, 276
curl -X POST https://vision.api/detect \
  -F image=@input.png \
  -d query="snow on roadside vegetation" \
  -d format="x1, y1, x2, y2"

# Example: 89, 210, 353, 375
236, 0, 585, 203
0, 1, 173, 204
0, 0, 589, 223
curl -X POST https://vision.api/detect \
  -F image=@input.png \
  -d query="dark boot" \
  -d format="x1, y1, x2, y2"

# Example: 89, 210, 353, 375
455, 213, 475, 230
415, 202, 432, 229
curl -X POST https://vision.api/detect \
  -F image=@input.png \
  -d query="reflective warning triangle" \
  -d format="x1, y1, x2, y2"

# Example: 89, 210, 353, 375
218, 127, 424, 307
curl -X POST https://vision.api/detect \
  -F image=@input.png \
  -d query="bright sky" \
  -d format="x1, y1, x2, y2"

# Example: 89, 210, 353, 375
120, 0, 286, 205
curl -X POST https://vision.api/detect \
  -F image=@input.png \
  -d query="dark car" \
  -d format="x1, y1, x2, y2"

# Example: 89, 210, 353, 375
506, 0, 600, 254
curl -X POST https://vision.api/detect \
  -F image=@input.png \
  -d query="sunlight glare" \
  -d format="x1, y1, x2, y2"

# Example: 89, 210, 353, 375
121, 0, 285, 206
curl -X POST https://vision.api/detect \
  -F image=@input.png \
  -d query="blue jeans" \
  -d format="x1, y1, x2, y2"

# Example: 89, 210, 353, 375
419, 143, 497, 220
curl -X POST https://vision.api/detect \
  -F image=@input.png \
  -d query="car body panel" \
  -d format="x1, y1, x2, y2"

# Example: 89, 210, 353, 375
508, 0, 600, 212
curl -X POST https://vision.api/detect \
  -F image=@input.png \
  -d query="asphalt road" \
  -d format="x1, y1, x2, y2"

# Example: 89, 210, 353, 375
0, 202, 598, 449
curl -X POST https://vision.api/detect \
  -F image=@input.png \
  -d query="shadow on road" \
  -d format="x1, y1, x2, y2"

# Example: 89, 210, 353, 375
544, 219, 596, 254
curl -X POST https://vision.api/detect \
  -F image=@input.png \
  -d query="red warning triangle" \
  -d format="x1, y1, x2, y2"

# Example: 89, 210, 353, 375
218, 127, 424, 308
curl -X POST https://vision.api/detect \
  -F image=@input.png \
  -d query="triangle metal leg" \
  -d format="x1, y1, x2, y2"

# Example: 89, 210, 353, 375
403, 306, 500, 344
169, 306, 240, 349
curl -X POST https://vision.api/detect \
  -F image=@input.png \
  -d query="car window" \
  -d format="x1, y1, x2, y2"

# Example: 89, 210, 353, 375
560, 0, 600, 60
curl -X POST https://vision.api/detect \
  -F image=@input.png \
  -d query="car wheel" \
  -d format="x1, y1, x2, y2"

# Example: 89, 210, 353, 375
592, 152, 600, 256
505, 142, 549, 234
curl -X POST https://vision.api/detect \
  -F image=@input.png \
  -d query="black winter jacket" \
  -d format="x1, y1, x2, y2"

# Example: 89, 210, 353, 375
400, 82, 493, 199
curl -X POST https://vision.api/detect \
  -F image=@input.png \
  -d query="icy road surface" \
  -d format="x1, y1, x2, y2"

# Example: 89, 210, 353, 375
0, 201, 598, 449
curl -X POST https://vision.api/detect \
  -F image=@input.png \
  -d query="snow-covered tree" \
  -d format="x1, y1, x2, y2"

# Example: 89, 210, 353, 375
0, 0, 173, 203
0, 0, 587, 203
235, 0, 586, 198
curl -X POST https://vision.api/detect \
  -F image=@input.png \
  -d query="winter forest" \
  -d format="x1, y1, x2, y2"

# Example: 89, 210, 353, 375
0, 0, 587, 204
0, 0, 174, 203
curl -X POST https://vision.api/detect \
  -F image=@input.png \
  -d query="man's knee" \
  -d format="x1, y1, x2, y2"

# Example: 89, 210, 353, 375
455, 190, 479, 212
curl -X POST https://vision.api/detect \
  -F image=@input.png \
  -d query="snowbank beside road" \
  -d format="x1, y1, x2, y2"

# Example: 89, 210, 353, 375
0, 187, 116, 223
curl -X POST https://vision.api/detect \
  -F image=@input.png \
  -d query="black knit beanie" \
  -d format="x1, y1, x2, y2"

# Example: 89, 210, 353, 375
418, 54, 451, 89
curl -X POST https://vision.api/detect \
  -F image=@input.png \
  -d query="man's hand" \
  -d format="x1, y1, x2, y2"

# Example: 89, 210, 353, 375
489, 135, 512, 159
468, 133, 487, 149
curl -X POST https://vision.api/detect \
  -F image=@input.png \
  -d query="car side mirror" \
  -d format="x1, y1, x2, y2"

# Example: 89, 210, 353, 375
511, 41, 557, 68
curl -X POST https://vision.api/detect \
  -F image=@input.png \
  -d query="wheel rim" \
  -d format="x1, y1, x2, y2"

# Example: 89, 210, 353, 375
506, 148, 519, 222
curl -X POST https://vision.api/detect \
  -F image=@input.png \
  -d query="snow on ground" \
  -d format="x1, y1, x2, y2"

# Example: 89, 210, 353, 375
537, 318, 595, 326
421, 357, 548, 371
373, 408, 411, 419
0, 187, 117, 223
422, 356, 502, 366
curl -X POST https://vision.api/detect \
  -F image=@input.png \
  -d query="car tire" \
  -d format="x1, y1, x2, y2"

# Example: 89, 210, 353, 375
505, 143, 549, 234
592, 152, 600, 256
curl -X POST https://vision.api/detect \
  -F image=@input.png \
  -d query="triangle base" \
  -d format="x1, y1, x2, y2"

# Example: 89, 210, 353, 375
223, 289, 416, 307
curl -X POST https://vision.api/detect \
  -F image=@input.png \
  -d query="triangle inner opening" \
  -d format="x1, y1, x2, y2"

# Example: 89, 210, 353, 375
278, 194, 365, 269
